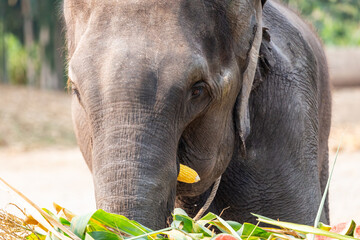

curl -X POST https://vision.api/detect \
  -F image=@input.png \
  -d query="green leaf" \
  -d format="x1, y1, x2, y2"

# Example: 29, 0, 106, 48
126, 227, 174, 240
174, 214, 195, 233
164, 229, 204, 240
71, 212, 95, 239
87, 231, 123, 240
198, 212, 217, 221
254, 214, 359, 240
86, 223, 108, 233
173, 209, 196, 233
173, 208, 189, 217
208, 220, 229, 234
194, 212, 217, 236
84, 233, 95, 240
90, 209, 151, 236
42, 208, 72, 238
171, 219, 182, 229
226, 221, 242, 232
237, 223, 270, 239
163, 229, 187, 240
344, 220, 356, 237
318, 222, 331, 231
187, 233, 204, 239
42, 208, 58, 221
193, 223, 213, 237
208, 216, 240, 239
59, 217, 71, 227
26, 233, 47, 240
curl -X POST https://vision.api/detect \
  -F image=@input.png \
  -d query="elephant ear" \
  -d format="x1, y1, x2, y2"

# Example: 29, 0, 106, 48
235, 0, 264, 156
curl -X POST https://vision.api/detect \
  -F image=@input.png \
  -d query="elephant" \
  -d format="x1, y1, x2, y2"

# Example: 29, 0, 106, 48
63, 0, 331, 230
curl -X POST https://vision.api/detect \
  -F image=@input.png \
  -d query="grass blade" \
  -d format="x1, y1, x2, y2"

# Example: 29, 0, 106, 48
314, 142, 342, 228
0, 177, 80, 240
86, 231, 123, 240
90, 209, 151, 236
254, 214, 358, 240
71, 212, 95, 238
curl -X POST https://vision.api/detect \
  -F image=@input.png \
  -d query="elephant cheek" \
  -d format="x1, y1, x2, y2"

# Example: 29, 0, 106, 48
72, 99, 93, 171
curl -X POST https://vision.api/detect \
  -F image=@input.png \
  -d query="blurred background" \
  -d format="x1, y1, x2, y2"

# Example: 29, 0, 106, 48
0, 0, 359, 224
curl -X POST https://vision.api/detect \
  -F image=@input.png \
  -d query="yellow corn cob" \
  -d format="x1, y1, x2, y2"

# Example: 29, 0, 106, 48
177, 164, 200, 183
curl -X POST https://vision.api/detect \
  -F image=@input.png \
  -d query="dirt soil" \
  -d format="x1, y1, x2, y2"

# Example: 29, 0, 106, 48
0, 84, 359, 224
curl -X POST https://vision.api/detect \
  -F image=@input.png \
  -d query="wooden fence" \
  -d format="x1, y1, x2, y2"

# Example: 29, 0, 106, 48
326, 48, 360, 87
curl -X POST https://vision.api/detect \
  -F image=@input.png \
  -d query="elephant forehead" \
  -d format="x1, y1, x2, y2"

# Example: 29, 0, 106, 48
69, 35, 208, 87
65, 0, 238, 62
67, 6, 205, 83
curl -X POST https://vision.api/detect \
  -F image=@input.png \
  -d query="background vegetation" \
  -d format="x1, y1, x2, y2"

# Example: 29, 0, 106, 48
283, 0, 360, 46
0, 0, 359, 88
0, 0, 64, 89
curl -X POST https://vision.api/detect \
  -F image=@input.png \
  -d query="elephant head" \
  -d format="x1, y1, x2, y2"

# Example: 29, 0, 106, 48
64, 0, 265, 229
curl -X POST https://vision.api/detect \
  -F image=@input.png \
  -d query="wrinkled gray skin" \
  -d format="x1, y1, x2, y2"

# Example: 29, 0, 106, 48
64, 0, 331, 229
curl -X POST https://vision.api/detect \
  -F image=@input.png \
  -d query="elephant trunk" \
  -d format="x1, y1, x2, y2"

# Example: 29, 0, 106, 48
91, 118, 178, 229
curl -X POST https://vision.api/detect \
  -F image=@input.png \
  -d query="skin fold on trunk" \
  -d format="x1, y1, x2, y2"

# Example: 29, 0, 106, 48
91, 108, 179, 229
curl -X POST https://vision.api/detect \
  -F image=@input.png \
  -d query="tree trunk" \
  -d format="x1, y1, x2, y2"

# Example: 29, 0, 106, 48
21, 0, 36, 86
53, 18, 65, 90
0, 1, 7, 83
39, 25, 57, 89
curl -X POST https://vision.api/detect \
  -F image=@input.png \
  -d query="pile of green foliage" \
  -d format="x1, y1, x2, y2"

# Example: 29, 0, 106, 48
0, 148, 358, 239
2, 204, 360, 240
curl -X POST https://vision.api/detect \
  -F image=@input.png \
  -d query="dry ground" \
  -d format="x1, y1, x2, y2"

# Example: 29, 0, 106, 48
0, 84, 359, 224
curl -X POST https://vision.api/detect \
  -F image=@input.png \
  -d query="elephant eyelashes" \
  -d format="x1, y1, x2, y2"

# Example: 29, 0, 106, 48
70, 82, 81, 102
73, 88, 81, 101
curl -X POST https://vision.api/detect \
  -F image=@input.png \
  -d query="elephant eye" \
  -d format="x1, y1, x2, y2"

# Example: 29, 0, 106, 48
69, 80, 81, 102
191, 81, 206, 98
73, 88, 81, 101
192, 87, 202, 97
